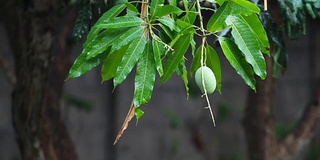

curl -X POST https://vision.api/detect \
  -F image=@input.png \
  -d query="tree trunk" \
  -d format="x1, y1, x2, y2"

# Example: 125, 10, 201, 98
242, 10, 320, 159
3, 1, 78, 159
243, 1, 320, 159
243, 67, 320, 160
243, 56, 279, 160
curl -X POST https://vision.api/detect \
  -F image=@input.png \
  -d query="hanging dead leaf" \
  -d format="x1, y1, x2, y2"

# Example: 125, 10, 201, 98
113, 102, 135, 145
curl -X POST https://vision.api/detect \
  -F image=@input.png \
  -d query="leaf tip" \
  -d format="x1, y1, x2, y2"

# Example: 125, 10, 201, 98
66, 73, 78, 80
134, 107, 144, 123
260, 72, 267, 80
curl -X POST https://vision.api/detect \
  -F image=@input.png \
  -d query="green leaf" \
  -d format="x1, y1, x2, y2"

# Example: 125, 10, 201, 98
272, 43, 287, 77
176, 19, 193, 30
219, 37, 256, 90
229, 0, 260, 15
305, 3, 316, 19
68, 49, 108, 79
159, 23, 174, 40
97, 16, 144, 29
158, 30, 171, 45
278, 0, 306, 39
215, 0, 225, 5
135, 107, 144, 121
113, 35, 147, 87
190, 39, 196, 57
206, 45, 222, 93
110, 26, 145, 53
206, 1, 231, 32
169, 22, 194, 43
73, 0, 92, 43
168, 0, 177, 7
176, 59, 189, 98
161, 33, 192, 83
85, 28, 129, 59
95, 4, 126, 24
152, 36, 165, 76
162, 20, 193, 50
239, 14, 270, 55
134, 42, 156, 107
153, 5, 183, 18
259, 10, 287, 77
180, 8, 197, 24
125, 3, 139, 16
101, 44, 129, 82
95, 0, 107, 15
226, 15, 266, 79
305, 1, 320, 18
158, 16, 180, 32
190, 46, 202, 76
84, 4, 126, 48
150, 0, 165, 18
181, 0, 190, 11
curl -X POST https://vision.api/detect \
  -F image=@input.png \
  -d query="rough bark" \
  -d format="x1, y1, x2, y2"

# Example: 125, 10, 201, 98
2, 1, 78, 159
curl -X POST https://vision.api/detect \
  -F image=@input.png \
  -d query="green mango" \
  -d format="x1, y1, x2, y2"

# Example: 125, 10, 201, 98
195, 66, 216, 94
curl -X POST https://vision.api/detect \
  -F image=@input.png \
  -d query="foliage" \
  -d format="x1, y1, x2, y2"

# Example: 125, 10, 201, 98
73, 0, 92, 43
261, 0, 320, 77
67, 0, 270, 124
277, 0, 320, 40
66, 0, 320, 144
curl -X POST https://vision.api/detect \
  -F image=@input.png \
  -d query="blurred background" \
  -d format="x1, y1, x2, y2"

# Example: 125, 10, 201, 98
1, 1, 320, 160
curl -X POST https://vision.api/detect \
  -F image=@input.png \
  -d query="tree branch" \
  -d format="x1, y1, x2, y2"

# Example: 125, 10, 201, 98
278, 79, 320, 159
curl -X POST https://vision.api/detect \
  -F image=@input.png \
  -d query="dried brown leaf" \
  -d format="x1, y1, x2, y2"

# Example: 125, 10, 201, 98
113, 102, 135, 145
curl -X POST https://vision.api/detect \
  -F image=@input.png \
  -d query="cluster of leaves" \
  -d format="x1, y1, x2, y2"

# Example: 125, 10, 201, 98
67, 0, 269, 120
260, 0, 320, 77
304, 0, 320, 18
69, 0, 111, 43
259, 10, 287, 77
275, 0, 319, 40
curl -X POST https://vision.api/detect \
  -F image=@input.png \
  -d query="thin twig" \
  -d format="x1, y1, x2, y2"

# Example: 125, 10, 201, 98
150, 29, 174, 52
